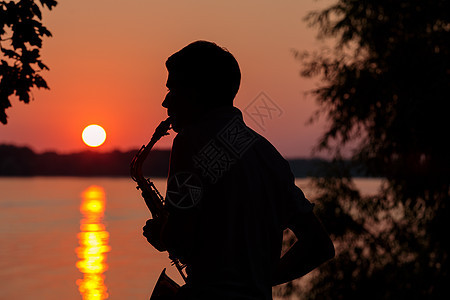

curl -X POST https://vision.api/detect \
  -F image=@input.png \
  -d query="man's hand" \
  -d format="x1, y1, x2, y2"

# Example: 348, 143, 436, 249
143, 217, 167, 252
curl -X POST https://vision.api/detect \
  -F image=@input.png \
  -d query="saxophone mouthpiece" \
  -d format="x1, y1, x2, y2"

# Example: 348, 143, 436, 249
164, 116, 174, 131
152, 117, 173, 139
166, 116, 173, 125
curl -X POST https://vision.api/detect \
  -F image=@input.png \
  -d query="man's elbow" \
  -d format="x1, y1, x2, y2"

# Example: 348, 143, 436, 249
325, 238, 335, 260
319, 236, 335, 263
309, 234, 335, 267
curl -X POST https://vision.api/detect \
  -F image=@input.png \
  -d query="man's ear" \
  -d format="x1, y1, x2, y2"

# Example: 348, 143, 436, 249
187, 87, 205, 108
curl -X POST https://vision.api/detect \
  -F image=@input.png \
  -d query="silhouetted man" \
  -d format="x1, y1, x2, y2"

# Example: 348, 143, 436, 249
143, 40, 334, 300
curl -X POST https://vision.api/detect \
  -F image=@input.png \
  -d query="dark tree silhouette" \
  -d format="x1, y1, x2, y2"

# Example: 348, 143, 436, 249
0, 0, 57, 124
280, 0, 450, 299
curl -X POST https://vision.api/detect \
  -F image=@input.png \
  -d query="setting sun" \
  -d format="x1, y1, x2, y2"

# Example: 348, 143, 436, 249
82, 125, 107, 148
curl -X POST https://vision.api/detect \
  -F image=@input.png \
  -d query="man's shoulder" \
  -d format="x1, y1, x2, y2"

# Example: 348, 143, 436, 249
250, 131, 285, 161
172, 107, 286, 165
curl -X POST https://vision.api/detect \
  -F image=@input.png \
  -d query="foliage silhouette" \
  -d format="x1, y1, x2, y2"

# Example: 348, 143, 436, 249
0, 0, 57, 124
281, 0, 450, 299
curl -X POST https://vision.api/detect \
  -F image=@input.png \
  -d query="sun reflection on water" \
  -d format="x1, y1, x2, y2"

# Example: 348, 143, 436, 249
76, 186, 111, 300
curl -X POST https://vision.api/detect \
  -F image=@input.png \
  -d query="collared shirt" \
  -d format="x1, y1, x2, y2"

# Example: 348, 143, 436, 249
163, 106, 313, 299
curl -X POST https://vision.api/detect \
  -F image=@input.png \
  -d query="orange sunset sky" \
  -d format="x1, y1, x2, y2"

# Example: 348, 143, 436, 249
1, 0, 333, 158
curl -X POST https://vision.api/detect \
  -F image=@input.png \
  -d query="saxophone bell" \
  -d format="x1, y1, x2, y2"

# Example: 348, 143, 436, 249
150, 268, 180, 300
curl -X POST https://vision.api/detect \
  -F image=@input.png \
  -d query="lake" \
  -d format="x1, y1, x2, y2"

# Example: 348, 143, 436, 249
0, 177, 381, 299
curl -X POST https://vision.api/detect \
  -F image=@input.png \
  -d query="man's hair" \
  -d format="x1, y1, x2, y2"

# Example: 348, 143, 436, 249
165, 40, 241, 107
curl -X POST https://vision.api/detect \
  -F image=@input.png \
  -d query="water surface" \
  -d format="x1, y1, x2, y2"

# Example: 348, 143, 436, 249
0, 177, 381, 299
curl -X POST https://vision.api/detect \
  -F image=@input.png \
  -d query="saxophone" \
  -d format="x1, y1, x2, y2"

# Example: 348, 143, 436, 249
130, 117, 188, 298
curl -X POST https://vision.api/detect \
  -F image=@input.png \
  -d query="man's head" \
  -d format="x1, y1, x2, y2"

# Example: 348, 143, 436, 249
162, 41, 241, 131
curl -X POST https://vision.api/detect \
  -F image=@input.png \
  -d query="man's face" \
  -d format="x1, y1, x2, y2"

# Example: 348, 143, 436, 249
162, 71, 197, 132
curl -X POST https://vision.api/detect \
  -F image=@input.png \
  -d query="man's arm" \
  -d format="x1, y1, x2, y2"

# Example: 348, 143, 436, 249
272, 211, 335, 286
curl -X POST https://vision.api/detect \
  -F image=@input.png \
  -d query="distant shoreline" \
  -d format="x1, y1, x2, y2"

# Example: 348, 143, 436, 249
0, 144, 369, 178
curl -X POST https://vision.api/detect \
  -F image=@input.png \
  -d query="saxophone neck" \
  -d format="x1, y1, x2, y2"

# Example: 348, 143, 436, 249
151, 117, 173, 143
130, 117, 172, 183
